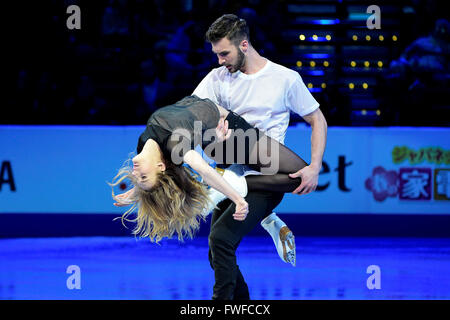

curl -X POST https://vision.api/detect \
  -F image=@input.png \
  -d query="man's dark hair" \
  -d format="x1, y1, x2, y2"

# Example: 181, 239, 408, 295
205, 14, 250, 46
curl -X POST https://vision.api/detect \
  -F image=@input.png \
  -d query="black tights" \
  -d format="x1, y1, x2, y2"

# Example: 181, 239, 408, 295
206, 121, 308, 193
244, 133, 307, 193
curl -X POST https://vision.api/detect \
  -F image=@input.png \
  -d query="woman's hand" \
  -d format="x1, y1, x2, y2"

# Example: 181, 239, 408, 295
113, 187, 136, 207
215, 118, 232, 143
233, 198, 249, 221
183, 150, 248, 220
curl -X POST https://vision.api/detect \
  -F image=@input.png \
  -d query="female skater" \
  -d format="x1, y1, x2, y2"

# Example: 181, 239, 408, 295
110, 95, 307, 264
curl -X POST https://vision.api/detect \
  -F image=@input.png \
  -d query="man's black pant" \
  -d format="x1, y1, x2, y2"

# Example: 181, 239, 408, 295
207, 110, 306, 300
208, 190, 284, 300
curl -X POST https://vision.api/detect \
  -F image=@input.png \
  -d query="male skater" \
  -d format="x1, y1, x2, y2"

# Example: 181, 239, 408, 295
193, 14, 328, 300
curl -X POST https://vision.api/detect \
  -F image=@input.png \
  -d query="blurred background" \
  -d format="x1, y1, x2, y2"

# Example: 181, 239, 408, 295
3, 0, 449, 127
0, 0, 449, 300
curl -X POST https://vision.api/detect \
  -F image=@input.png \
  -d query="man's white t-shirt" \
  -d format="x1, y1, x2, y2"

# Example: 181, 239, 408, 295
192, 59, 319, 145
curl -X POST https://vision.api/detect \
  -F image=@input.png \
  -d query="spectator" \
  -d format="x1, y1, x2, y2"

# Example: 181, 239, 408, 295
385, 19, 449, 125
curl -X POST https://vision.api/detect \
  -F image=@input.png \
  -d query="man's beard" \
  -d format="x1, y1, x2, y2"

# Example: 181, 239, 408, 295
228, 49, 245, 73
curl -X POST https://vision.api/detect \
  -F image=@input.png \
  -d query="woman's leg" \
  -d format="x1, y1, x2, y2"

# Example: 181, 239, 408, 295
249, 134, 308, 174
245, 173, 302, 193
245, 134, 308, 193
207, 110, 308, 193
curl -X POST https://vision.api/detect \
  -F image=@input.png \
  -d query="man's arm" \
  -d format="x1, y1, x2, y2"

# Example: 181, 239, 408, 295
289, 108, 327, 195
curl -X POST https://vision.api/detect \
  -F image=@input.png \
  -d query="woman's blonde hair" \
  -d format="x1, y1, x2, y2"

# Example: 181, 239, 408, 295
109, 158, 213, 243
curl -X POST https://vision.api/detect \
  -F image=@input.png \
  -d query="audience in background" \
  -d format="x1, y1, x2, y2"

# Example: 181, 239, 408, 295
4, 0, 448, 127
383, 19, 449, 126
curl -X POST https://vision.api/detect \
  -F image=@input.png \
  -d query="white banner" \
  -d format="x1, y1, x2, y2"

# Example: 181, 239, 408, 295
1, 125, 449, 214
279, 125, 450, 214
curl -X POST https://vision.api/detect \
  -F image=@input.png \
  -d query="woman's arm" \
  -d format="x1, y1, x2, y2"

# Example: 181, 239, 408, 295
183, 149, 248, 219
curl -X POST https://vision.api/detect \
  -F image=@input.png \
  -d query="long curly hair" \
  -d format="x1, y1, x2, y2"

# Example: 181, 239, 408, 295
109, 158, 213, 243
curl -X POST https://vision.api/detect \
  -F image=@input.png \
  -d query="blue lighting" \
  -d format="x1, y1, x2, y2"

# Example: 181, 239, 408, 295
348, 13, 370, 21
309, 36, 327, 42
302, 53, 330, 59
309, 88, 322, 93
310, 19, 340, 25
304, 70, 325, 76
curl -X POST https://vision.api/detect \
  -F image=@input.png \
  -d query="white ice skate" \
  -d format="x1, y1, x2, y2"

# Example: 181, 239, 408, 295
261, 212, 296, 266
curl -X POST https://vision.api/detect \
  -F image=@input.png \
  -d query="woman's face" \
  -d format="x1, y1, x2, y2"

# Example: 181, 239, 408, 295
132, 140, 165, 190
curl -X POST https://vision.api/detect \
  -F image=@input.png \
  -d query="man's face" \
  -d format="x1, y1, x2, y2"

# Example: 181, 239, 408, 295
211, 37, 246, 73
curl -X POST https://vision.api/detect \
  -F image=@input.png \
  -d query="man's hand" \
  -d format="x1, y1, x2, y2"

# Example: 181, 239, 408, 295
289, 165, 320, 195
215, 118, 232, 143
295, 108, 327, 195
